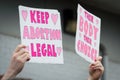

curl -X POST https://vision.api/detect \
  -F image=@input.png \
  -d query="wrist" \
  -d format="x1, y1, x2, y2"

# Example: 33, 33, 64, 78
88, 76, 99, 80
1, 69, 16, 80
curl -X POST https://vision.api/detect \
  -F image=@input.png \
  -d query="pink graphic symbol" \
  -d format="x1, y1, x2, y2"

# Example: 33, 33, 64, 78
22, 10, 28, 21
56, 47, 62, 56
51, 14, 58, 25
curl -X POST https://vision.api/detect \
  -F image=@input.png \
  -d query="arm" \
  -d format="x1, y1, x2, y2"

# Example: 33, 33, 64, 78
1, 44, 30, 80
88, 56, 104, 80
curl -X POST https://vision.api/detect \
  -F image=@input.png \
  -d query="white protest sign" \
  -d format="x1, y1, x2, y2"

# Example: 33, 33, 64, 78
18, 5, 63, 64
75, 4, 101, 63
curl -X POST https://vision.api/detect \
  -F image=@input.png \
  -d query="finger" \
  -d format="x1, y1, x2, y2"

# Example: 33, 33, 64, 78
90, 61, 99, 67
20, 52, 30, 61
16, 49, 29, 56
93, 62, 104, 71
92, 61, 102, 67
89, 62, 100, 71
96, 56, 102, 61
89, 63, 94, 68
93, 64, 102, 69
17, 53, 29, 64
22, 53, 30, 62
89, 63, 96, 71
27, 54, 31, 61
14, 44, 26, 52
93, 66, 104, 72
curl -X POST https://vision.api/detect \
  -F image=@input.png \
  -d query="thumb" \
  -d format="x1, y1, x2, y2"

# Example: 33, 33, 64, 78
96, 56, 102, 61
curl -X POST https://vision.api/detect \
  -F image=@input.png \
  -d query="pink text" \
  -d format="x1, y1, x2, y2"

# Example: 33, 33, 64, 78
23, 26, 61, 40
84, 11, 93, 23
79, 15, 99, 40
31, 43, 57, 57
30, 10, 49, 24
84, 35, 92, 45
77, 40, 97, 61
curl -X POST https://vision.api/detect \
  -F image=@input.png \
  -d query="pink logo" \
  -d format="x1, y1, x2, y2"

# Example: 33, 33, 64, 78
22, 10, 28, 21
56, 47, 62, 56
51, 14, 58, 25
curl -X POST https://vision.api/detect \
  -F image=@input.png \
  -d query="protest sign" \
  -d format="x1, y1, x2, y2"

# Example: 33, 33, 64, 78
18, 5, 63, 64
75, 4, 101, 63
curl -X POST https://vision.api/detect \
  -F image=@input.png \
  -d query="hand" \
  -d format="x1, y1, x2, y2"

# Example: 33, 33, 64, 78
1, 44, 30, 80
88, 56, 104, 80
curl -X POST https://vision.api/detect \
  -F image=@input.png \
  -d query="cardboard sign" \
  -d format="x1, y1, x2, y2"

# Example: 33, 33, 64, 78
75, 4, 101, 63
18, 5, 63, 64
